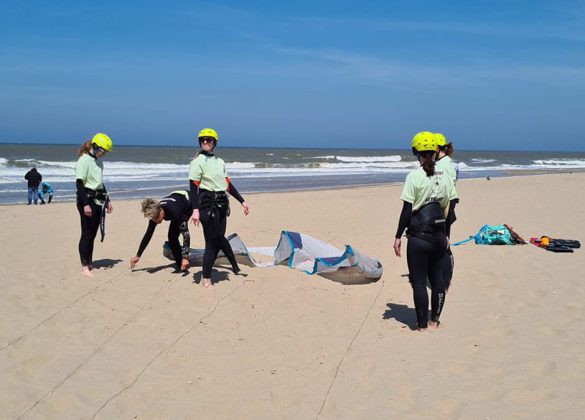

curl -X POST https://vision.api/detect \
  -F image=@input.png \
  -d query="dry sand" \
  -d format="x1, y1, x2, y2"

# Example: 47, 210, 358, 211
1, 173, 584, 419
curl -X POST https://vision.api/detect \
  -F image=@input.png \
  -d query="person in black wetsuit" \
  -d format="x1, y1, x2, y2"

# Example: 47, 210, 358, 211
393, 131, 456, 331
188, 128, 249, 288
130, 190, 193, 272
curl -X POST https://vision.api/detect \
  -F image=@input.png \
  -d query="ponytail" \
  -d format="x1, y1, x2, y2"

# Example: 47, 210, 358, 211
78, 140, 92, 157
419, 150, 436, 177
444, 143, 454, 157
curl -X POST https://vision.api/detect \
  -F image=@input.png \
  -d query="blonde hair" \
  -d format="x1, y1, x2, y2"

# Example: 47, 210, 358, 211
141, 198, 161, 220
78, 140, 92, 157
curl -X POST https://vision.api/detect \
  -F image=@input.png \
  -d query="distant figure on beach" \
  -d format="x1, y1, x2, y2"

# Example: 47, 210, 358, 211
393, 131, 456, 331
434, 133, 460, 291
39, 181, 53, 204
75, 133, 113, 277
24, 167, 42, 205
130, 191, 193, 272
189, 128, 249, 288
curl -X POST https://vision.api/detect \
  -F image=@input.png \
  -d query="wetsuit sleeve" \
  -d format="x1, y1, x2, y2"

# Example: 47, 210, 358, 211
395, 201, 413, 239
136, 221, 157, 257
226, 177, 245, 204
76, 179, 90, 206
167, 220, 183, 267
190, 180, 200, 209
180, 221, 190, 258
445, 199, 457, 238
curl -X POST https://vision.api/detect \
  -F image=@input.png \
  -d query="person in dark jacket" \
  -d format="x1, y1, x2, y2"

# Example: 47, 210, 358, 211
24, 167, 42, 205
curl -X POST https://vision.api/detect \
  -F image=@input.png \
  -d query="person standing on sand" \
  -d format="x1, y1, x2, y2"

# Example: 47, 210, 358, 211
434, 132, 459, 292
189, 128, 249, 289
130, 190, 193, 273
75, 133, 113, 277
24, 167, 42, 205
393, 131, 455, 331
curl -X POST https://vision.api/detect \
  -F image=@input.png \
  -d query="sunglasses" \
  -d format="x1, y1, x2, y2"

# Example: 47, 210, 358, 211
94, 146, 107, 154
199, 137, 215, 144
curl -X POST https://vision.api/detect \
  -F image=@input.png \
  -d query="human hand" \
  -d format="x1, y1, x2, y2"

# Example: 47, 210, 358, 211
191, 209, 200, 226
107, 201, 113, 214
393, 238, 402, 257
181, 257, 189, 271
130, 256, 140, 269
242, 202, 250, 216
84, 205, 92, 217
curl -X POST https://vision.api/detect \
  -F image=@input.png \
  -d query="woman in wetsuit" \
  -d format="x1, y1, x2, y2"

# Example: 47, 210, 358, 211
75, 133, 113, 277
393, 131, 456, 330
189, 128, 250, 288
434, 133, 459, 291
130, 190, 193, 272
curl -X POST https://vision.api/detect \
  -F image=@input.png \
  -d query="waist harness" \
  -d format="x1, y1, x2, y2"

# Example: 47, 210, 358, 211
199, 190, 230, 216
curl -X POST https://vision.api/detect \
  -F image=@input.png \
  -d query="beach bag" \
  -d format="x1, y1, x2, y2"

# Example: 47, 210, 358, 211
452, 224, 526, 246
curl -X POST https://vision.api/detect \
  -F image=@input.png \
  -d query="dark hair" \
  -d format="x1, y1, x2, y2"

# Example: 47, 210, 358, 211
440, 142, 454, 157
419, 150, 436, 177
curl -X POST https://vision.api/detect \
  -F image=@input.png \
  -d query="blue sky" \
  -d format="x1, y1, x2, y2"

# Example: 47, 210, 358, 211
1, 0, 584, 150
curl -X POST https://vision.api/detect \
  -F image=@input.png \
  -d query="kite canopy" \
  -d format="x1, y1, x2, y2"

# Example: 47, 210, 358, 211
163, 231, 383, 284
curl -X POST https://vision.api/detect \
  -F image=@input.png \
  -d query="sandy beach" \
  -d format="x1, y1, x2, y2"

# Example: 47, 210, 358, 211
1, 172, 584, 419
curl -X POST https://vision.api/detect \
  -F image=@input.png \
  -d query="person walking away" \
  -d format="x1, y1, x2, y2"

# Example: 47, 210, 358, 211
75, 133, 113, 277
393, 131, 455, 331
189, 128, 250, 289
24, 167, 42, 205
434, 132, 459, 291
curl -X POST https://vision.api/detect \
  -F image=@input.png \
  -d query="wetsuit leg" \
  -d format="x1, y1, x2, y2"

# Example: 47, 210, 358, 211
200, 208, 222, 278
406, 236, 432, 328
442, 248, 454, 291
427, 248, 447, 323
220, 236, 240, 273
48, 193, 53, 204
77, 200, 102, 266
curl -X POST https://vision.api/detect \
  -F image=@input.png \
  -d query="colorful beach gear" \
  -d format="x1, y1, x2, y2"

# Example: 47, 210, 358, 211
530, 236, 581, 253
452, 224, 527, 246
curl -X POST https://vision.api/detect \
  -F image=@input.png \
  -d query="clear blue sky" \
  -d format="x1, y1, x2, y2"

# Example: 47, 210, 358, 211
1, 0, 584, 150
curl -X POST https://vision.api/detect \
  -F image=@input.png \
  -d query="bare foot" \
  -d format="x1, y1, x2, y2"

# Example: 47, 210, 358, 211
81, 266, 94, 277
201, 277, 213, 289
428, 321, 440, 330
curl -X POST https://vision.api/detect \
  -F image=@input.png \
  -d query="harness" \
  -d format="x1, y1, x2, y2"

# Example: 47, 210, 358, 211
199, 190, 230, 217
406, 202, 447, 247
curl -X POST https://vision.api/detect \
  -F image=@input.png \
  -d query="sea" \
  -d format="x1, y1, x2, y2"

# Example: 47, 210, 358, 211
2, 143, 585, 205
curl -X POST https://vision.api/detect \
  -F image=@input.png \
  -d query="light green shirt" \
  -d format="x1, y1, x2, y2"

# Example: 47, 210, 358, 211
400, 166, 455, 214
188, 154, 228, 191
75, 153, 104, 190
435, 155, 458, 200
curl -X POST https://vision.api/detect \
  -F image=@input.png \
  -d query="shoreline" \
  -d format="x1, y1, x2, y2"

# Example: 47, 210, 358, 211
2, 169, 585, 206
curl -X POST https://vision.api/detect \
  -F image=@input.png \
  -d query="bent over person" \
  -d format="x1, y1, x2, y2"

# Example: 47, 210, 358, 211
131, 190, 193, 272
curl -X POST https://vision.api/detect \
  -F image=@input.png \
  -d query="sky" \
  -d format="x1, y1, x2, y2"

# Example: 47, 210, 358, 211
1, 0, 584, 150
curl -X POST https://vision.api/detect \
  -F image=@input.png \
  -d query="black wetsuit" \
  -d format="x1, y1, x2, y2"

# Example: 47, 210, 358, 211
76, 165, 107, 267
396, 201, 452, 328
136, 192, 193, 268
190, 172, 244, 278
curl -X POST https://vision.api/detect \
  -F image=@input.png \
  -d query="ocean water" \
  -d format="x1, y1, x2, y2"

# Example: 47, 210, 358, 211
2, 143, 585, 205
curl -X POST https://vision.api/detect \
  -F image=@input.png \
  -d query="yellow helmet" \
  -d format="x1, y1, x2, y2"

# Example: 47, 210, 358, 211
91, 133, 112, 152
197, 128, 218, 141
411, 131, 437, 152
434, 133, 447, 147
